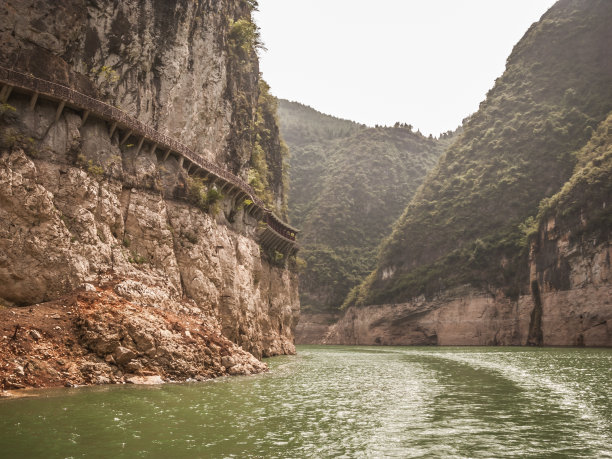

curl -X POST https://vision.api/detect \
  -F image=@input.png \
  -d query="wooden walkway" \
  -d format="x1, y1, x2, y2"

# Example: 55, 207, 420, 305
0, 66, 298, 256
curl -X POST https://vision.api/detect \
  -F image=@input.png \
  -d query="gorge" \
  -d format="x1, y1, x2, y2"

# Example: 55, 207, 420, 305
0, 0, 610, 395
288, 0, 612, 347
0, 0, 611, 456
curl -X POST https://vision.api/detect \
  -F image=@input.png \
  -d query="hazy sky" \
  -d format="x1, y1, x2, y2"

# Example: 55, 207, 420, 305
254, 0, 556, 136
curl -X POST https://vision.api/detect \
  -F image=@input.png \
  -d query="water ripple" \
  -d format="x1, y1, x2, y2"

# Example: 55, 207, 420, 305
0, 346, 610, 458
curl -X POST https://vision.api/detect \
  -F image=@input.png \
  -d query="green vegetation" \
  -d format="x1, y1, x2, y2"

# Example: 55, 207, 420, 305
347, 0, 612, 308
278, 100, 364, 147
98, 65, 119, 83
187, 176, 223, 216
128, 252, 148, 265
251, 80, 290, 217
279, 101, 451, 313
225, 8, 288, 219
534, 112, 612, 240
0, 103, 17, 121
76, 154, 106, 179
1, 129, 37, 156
228, 18, 262, 59
225, 10, 261, 188
86, 161, 104, 178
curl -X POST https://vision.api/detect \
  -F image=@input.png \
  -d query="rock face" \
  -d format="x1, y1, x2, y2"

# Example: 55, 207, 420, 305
294, 312, 340, 345
322, 221, 611, 347
0, 283, 267, 390
0, 0, 256, 169
0, 0, 299, 389
0, 117, 298, 357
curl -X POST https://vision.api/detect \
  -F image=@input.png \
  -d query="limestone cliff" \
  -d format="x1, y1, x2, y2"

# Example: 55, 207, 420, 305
1, 0, 258, 171
323, 211, 611, 347
0, 0, 299, 390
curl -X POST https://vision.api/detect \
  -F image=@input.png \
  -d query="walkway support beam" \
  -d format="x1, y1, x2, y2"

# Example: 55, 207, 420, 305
29, 92, 39, 110
135, 136, 145, 155
120, 129, 133, 146
0, 85, 12, 103
54, 101, 65, 123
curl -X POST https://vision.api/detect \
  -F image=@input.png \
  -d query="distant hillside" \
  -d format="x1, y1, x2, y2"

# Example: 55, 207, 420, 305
278, 101, 451, 312
277, 100, 364, 147
346, 0, 612, 308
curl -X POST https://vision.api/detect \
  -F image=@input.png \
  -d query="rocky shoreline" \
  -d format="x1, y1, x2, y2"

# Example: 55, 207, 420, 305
0, 280, 268, 392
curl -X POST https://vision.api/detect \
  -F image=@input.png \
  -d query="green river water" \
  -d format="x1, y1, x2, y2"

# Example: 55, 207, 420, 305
0, 345, 611, 458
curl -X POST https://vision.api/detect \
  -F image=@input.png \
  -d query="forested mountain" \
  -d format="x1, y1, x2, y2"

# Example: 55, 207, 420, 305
277, 100, 364, 147
531, 110, 612, 262
345, 0, 612, 309
278, 101, 452, 312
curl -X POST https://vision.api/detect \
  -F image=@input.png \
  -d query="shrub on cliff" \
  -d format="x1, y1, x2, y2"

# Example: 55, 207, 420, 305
228, 18, 262, 60
250, 80, 289, 217
187, 177, 223, 215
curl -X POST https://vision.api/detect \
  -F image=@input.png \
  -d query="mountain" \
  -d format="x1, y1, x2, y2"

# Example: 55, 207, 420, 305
324, 0, 612, 347
346, 0, 612, 309
278, 101, 452, 314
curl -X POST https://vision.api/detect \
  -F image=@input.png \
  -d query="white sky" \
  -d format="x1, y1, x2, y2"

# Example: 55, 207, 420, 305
254, 0, 557, 136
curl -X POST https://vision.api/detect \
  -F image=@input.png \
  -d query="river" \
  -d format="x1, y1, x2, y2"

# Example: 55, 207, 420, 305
0, 346, 611, 458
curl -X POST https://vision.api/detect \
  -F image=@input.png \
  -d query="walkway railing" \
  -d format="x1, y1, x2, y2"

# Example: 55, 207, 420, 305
0, 66, 298, 253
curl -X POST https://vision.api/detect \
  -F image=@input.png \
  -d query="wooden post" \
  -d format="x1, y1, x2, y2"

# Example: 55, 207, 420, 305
150, 143, 158, 155
54, 101, 66, 123
109, 121, 118, 138
120, 129, 133, 146
0, 85, 12, 103
162, 149, 171, 161
81, 109, 90, 125
134, 136, 145, 155
178, 156, 184, 168
29, 92, 39, 110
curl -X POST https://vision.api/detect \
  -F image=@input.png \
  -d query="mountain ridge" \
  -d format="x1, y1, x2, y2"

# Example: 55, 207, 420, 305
278, 100, 454, 313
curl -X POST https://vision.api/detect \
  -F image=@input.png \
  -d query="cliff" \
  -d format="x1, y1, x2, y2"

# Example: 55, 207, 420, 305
316, 0, 612, 345
0, 0, 299, 390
